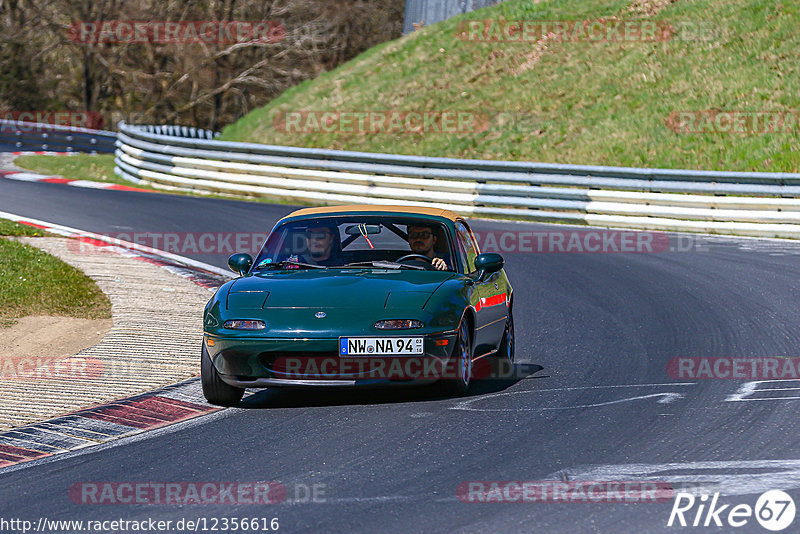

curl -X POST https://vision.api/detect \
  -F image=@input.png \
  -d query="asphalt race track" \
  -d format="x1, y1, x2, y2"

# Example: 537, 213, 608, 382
1, 178, 800, 533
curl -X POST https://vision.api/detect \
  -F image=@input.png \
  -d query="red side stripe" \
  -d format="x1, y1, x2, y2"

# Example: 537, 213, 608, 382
483, 293, 507, 307
475, 292, 507, 312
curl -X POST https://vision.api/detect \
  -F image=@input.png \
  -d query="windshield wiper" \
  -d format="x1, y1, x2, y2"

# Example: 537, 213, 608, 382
343, 261, 425, 270
254, 260, 327, 271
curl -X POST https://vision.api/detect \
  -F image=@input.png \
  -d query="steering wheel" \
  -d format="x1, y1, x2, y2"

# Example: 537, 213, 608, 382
396, 254, 437, 269
396, 254, 433, 264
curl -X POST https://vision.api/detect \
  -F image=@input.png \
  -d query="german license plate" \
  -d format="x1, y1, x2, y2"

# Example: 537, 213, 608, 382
340, 337, 423, 356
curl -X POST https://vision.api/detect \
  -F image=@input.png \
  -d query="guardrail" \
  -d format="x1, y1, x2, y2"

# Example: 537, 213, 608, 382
0, 119, 116, 153
115, 121, 800, 239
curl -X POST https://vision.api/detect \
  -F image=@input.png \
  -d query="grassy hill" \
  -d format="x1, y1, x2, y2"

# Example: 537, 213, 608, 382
219, 0, 800, 173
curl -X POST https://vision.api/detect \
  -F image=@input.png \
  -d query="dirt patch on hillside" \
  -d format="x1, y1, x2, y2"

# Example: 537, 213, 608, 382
5, 316, 112, 360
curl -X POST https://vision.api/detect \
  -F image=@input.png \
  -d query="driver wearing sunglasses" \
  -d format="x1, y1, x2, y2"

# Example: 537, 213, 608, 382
303, 225, 339, 266
407, 225, 448, 271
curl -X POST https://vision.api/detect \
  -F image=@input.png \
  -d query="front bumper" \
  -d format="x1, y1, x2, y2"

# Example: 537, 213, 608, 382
219, 376, 439, 388
204, 332, 458, 388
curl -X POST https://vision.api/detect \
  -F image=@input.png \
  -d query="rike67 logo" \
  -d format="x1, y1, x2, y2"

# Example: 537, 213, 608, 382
668, 490, 796, 531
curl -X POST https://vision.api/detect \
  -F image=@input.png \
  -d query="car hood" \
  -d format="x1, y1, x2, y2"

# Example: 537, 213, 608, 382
227, 269, 456, 310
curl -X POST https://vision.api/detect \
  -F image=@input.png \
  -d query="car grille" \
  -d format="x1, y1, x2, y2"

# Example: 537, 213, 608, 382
258, 351, 341, 379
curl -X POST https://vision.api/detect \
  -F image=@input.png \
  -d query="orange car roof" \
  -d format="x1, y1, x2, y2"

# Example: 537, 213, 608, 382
279, 205, 461, 223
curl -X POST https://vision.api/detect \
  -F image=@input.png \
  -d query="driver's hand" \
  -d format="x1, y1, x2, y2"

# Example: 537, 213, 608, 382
432, 257, 447, 271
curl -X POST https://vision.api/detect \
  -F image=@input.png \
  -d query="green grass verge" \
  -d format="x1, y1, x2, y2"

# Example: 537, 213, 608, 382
0, 220, 53, 237
14, 154, 126, 184
219, 0, 800, 173
0, 227, 112, 327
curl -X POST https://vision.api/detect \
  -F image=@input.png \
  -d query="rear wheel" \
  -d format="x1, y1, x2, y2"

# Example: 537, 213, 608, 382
201, 344, 244, 406
440, 319, 473, 396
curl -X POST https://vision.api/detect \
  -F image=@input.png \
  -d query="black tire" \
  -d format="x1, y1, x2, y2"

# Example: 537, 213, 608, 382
488, 310, 515, 380
201, 344, 244, 406
497, 310, 515, 365
440, 319, 473, 396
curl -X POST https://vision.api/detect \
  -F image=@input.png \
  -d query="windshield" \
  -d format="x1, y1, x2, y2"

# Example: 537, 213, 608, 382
253, 216, 455, 271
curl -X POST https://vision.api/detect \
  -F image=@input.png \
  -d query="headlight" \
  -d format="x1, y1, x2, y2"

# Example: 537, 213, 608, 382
224, 320, 266, 330
374, 319, 423, 330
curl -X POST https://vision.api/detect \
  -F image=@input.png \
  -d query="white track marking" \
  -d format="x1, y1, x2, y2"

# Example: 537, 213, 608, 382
726, 380, 800, 402
67, 180, 112, 189
543, 393, 685, 410
2, 172, 49, 181
552, 459, 800, 497
451, 383, 695, 412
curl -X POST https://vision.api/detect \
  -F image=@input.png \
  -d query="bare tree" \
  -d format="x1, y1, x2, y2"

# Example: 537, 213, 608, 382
0, 0, 403, 129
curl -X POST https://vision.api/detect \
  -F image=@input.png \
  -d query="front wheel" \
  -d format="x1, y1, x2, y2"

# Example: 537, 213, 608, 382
201, 344, 244, 406
440, 319, 473, 396
496, 311, 515, 366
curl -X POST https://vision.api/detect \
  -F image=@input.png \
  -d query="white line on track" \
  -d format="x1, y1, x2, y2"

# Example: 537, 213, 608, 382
552, 459, 800, 497
451, 383, 696, 412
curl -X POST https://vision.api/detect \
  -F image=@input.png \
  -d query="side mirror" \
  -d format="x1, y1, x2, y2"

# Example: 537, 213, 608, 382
474, 253, 504, 280
228, 253, 253, 276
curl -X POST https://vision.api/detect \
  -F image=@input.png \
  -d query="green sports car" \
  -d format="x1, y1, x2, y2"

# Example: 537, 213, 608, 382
201, 205, 514, 405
